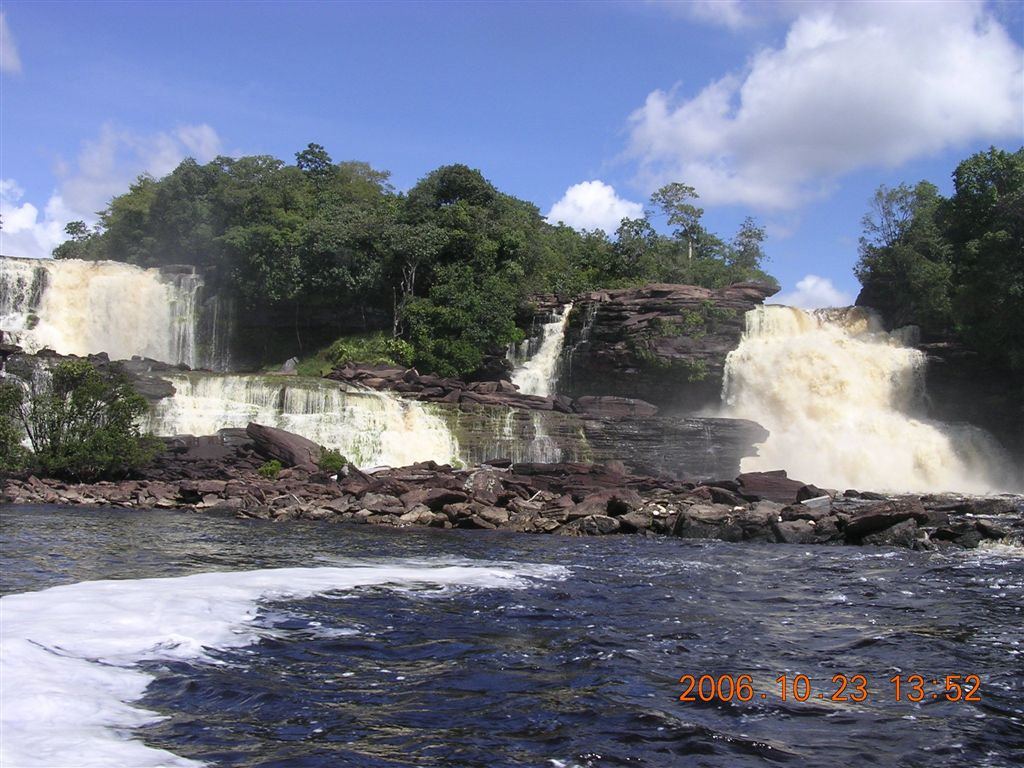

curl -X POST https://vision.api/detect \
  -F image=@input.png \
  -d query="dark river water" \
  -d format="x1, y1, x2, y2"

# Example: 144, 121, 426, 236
1, 505, 1022, 768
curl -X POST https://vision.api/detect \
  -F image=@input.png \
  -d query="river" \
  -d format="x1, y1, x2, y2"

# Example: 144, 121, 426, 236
2, 505, 1021, 768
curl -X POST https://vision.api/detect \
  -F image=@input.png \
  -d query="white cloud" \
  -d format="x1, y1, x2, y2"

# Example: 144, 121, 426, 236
546, 180, 644, 234
0, 13, 21, 74
60, 123, 224, 216
656, 0, 754, 31
627, 1, 1024, 208
774, 274, 854, 309
0, 124, 223, 259
0, 183, 67, 258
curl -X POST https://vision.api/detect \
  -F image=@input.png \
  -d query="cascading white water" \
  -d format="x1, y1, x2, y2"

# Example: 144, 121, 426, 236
722, 305, 1013, 493
0, 256, 203, 367
510, 303, 573, 397
147, 373, 460, 468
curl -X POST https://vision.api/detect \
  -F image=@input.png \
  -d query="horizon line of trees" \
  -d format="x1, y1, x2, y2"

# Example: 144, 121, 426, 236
52, 144, 776, 377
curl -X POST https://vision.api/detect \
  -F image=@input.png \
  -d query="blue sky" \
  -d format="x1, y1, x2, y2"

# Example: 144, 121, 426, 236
1, 0, 1021, 307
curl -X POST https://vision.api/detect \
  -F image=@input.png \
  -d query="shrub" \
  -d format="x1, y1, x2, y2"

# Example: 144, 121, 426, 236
258, 459, 283, 478
15, 360, 161, 481
327, 333, 415, 368
318, 448, 348, 474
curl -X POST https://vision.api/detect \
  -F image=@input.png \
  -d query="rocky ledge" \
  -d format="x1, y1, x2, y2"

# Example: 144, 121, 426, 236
3, 424, 1020, 551
561, 282, 778, 412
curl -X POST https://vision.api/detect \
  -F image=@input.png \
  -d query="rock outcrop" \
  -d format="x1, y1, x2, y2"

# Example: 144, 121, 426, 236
245, 422, 321, 471
559, 282, 778, 413
326, 363, 766, 480
3, 431, 1019, 550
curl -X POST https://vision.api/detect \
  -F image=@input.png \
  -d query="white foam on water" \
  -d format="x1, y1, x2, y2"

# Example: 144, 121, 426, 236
0, 562, 568, 768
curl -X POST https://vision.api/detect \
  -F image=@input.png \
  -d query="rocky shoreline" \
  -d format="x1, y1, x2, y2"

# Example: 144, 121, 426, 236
3, 424, 1020, 552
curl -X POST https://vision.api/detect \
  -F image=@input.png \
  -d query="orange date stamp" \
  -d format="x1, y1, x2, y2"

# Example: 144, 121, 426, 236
678, 674, 982, 703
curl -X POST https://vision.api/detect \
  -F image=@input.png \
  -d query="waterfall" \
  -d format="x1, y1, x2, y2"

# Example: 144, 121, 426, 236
147, 373, 460, 468
0, 256, 209, 368
510, 303, 573, 397
722, 305, 1014, 493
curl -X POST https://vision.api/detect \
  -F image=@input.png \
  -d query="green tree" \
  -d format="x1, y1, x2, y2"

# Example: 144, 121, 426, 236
650, 182, 704, 261
14, 360, 160, 481
855, 181, 953, 334
52, 220, 102, 260
0, 381, 27, 473
947, 147, 1024, 368
729, 217, 767, 273
854, 147, 1023, 368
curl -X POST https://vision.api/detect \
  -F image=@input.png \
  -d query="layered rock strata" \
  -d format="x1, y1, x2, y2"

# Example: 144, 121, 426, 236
560, 282, 778, 412
327, 363, 767, 479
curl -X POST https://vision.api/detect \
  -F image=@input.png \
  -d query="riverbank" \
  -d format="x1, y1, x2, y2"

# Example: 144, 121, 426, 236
3, 429, 1020, 550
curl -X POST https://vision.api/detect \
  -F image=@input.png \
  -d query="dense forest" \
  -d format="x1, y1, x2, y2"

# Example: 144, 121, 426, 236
855, 147, 1023, 373
53, 144, 776, 376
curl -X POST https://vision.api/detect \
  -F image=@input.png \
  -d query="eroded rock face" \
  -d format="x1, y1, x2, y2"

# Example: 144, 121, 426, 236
560, 282, 778, 413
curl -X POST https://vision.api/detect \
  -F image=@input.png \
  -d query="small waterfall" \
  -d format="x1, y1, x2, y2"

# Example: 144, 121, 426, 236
722, 305, 1014, 493
560, 301, 597, 386
447, 408, 569, 465
0, 256, 209, 368
147, 373, 460, 468
510, 303, 572, 397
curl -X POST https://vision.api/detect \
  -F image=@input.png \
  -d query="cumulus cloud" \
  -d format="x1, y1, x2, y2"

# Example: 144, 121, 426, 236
1, 13, 21, 74
546, 180, 644, 234
774, 275, 854, 309
0, 124, 223, 259
627, 1, 1024, 208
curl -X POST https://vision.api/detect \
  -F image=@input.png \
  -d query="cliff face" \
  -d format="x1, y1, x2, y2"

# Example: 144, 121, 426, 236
439, 404, 767, 482
560, 282, 778, 413
327, 364, 766, 480
921, 343, 1024, 465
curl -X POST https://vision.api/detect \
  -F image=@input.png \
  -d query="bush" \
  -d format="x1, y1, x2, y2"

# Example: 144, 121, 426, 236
258, 459, 283, 478
327, 333, 415, 368
318, 448, 348, 474
15, 360, 160, 481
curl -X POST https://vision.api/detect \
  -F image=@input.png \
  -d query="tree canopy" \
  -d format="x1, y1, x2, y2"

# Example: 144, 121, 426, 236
855, 146, 1024, 370
55, 145, 777, 377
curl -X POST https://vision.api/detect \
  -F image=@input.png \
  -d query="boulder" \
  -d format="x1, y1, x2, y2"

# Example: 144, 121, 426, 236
737, 471, 808, 504
841, 497, 927, 541
400, 486, 469, 511
772, 519, 817, 544
862, 518, 920, 548
245, 423, 321, 471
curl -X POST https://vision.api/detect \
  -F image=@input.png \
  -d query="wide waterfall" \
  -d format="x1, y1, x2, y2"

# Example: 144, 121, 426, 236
722, 305, 1014, 493
147, 373, 459, 468
0, 256, 207, 368
509, 303, 572, 397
